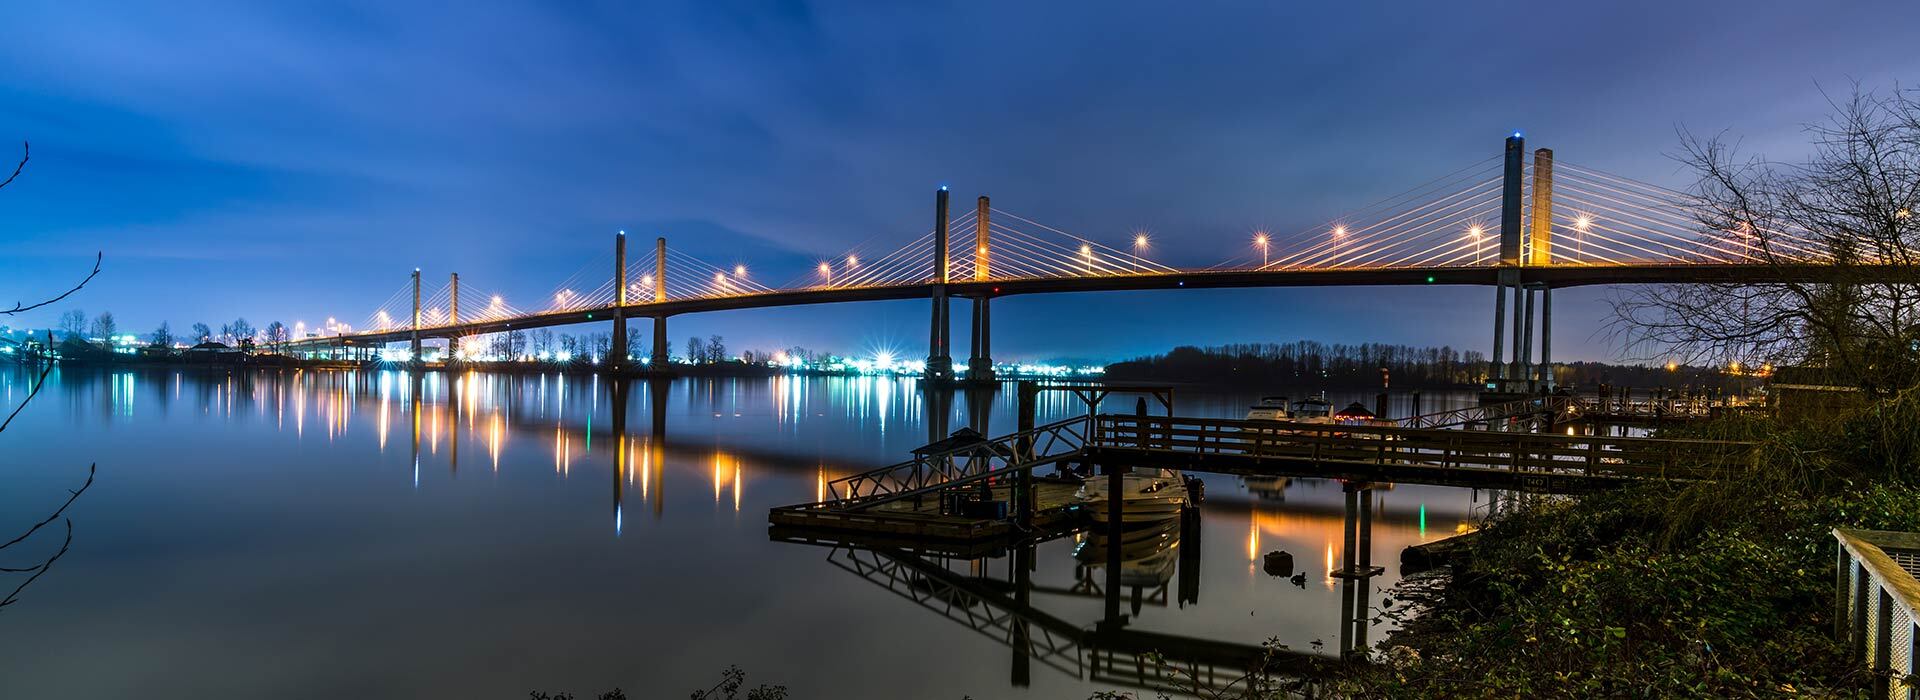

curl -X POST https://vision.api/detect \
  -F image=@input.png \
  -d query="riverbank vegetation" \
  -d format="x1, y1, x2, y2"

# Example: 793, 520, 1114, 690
1328, 85, 1920, 698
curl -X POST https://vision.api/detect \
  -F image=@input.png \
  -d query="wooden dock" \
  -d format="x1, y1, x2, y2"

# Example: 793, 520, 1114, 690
768, 412, 1757, 545
770, 481, 1086, 542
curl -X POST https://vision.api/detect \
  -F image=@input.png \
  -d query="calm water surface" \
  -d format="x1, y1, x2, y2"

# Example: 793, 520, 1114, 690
0, 368, 1484, 698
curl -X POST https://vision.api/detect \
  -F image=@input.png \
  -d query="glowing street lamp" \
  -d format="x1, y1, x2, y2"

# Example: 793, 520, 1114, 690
1253, 232, 1270, 268
734, 264, 747, 278
1132, 232, 1150, 272
1079, 244, 1094, 275
714, 272, 728, 296
818, 261, 832, 286
1467, 224, 1485, 264
1574, 214, 1592, 260
846, 254, 859, 269
639, 275, 655, 301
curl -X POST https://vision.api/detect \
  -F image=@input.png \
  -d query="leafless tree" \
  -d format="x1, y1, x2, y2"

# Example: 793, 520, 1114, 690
1610, 84, 1920, 397
0, 140, 100, 611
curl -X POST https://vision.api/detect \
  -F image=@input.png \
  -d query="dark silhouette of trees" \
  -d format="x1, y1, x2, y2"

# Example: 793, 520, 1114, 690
57, 309, 85, 339
149, 321, 172, 347
1611, 84, 1920, 397
1107, 340, 1487, 388
89, 311, 116, 340
190, 322, 212, 343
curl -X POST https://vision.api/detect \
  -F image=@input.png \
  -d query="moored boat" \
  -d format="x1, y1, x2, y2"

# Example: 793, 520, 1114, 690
1077, 467, 1189, 524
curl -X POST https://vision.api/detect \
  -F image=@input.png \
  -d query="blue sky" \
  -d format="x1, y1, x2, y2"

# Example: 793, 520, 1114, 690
2, 1, 1916, 362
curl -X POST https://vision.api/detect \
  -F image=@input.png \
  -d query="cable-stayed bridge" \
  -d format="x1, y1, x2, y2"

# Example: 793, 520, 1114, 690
279, 135, 1884, 391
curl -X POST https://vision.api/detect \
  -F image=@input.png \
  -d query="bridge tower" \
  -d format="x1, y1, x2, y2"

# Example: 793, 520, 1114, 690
611, 231, 628, 371
410, 267, 422, 363
967, 195, 996, 383
651, 237, 669, 368
449, 272, 460, 361
926, 187, 955, 382
1489, 136, 1557, 396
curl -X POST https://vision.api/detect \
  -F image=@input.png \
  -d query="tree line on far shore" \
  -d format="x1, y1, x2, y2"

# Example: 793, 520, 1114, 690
1105, 341, 1741, 390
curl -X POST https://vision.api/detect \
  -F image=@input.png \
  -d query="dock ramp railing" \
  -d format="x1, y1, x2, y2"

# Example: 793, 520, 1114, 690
823, 415, 1091, 510
1395, 395, 1576, 430
1092, 414, 1755, 481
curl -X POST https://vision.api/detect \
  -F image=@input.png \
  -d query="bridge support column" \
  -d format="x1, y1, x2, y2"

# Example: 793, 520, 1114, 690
1491, 277, 1506, 386
1539, 285, 1554, 389
611, 231, 628, 371
926, 187, 954, 382
1489, 132, 1525, 395
652, 316, 668, 368
410, 268, 422, 363
1522, 285, 1536, 391
967, 296, 994, 382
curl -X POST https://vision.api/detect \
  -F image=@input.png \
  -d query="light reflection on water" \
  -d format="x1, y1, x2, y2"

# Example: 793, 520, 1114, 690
0, 366, 1486, 698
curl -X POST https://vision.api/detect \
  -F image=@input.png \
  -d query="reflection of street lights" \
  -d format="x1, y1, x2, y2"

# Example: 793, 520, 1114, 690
1254, 232, 1270, 268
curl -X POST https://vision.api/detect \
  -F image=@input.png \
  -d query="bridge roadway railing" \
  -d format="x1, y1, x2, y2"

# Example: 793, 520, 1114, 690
1091, 414, 1755, 482
822, 415, 1092, 510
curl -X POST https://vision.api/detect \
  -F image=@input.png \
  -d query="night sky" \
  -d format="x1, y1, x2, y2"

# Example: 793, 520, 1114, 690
3, 1, 1916, 363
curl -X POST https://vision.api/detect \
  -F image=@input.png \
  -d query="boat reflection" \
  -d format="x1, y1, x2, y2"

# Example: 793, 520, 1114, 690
778, 486, 1402, 697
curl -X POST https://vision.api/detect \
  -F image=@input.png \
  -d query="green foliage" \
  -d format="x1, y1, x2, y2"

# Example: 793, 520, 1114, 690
1338, 389, 1920, 698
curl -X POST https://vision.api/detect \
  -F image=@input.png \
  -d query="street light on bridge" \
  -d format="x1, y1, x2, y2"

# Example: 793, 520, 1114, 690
846, 254, 859, 269
1468, 224, 1485, 265
818, 261, 832, 286
1253, 231, 1270, 268
1574, 214, 1593, 261
1079, 244, 1093, 275
1133, 232, 1150, 273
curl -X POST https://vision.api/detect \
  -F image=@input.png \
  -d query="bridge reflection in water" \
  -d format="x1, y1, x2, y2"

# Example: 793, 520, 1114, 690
23, 365, 1492, 696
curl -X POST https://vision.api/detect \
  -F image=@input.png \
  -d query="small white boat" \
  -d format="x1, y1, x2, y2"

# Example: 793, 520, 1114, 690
1290, 393, 1334, 423
1077, 467, 1189, 524
1246, 396, 1292, 421
1074, 518, 1182, 586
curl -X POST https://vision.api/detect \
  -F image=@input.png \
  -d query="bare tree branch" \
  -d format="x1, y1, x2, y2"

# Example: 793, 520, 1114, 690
0, 333, 56, 435
0, 463, 94, 554
3, 252, 101, 317
0, 141, 25, 191
0, 520, 72, 610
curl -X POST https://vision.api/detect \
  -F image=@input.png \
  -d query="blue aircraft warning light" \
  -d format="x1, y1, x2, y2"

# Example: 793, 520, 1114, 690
1512, 130, 1523, 139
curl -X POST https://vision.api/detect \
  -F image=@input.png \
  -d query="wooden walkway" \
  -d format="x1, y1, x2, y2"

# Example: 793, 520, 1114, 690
1092, 414, 1754, 492
769, 413, 1757, 542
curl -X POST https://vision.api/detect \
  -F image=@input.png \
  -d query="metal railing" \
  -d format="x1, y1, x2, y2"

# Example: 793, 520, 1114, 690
1395, 395, 1575, 430
1092, 414, 1754, 481
1834, 528, 1920, 699
824, 415, 1091, 509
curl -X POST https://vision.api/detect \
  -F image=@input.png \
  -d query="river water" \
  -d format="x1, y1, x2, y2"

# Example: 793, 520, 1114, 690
0, 367, 1484, 698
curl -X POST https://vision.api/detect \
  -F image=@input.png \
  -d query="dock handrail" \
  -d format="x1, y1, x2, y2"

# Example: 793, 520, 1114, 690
824, 415, 1092, 509
1395, 395, 1575, 430
1091, 414, 1756, 481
